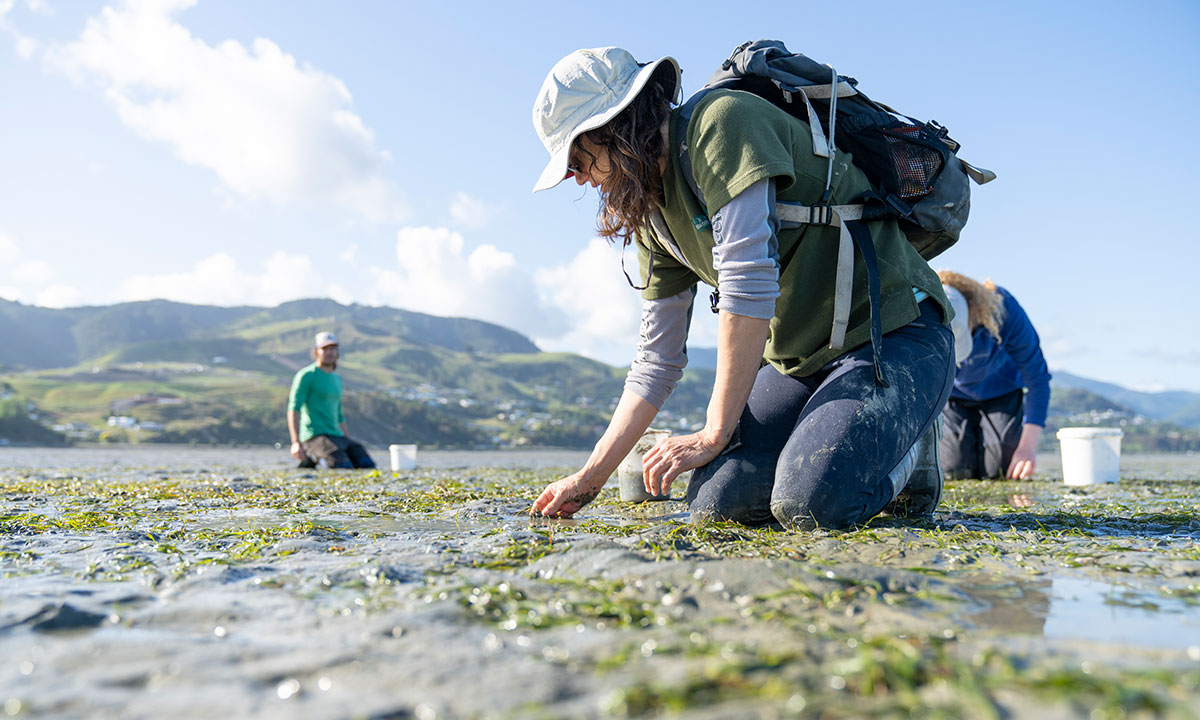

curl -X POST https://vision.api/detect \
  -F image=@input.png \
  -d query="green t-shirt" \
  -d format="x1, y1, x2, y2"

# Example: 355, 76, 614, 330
636, 89, 950, 378
288, 363, 345, 442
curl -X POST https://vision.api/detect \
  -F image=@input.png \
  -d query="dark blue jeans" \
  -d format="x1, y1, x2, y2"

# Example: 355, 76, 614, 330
686, 300, 955, 530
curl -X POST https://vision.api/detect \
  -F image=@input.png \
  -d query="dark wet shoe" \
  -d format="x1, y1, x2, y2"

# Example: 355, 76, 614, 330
883, 419, 943, 519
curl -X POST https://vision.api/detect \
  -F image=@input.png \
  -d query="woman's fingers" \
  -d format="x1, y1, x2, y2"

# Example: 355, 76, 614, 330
644, 456, 677, 495
532, 486, 557, 515
643, 434, 718, 495
1006, 458, 1034, 480
534, 484, 571, 517
533, 475, 601, 517
643, 441, 682, 494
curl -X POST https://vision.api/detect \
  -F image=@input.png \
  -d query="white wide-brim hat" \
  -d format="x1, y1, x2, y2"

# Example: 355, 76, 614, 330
942, 285, 973, 366
532, 47, 680, 192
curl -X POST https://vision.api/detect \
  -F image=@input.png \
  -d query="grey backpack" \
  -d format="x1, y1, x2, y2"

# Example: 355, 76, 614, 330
678, 39, 995, 258
671, 40, 995, 383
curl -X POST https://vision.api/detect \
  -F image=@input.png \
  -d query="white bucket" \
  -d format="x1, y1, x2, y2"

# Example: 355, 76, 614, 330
388, 444, 418, 471
616, 428, 671, 502
1056, 427, 1123, 486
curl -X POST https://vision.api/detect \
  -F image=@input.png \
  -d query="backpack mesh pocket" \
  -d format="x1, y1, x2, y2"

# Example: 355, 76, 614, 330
882, 126, 944, 199
840, 112, 951, 202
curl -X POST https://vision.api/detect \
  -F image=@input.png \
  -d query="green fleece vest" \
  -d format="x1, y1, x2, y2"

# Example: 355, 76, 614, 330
636, 89, 949, 378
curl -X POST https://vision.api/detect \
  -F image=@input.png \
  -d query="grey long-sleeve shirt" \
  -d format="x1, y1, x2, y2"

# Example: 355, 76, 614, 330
624, 178, 780, 409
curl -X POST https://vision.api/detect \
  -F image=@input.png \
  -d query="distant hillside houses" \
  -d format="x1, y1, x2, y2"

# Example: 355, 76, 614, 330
105, 416, 165, 432
110, 393, 184, 414
1061, 407, 1148, 427
52, 421, 96, 440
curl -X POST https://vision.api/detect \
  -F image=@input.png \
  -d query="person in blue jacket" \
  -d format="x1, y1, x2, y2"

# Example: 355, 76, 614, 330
938, 271, 1051, 480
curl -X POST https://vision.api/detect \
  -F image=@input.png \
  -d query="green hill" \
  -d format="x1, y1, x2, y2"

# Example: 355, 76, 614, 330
0, 297, 538, 371
1052, 370, 1200, 430
1044, 387, 1200, 453
11, 297, 1193, 453
0, 298, 713, 448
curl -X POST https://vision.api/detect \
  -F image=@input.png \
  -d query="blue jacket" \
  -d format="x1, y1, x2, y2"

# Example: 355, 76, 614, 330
951, 287, 1052, 426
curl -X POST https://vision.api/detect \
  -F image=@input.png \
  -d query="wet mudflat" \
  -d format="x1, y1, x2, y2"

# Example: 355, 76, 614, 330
2, 451, 1199, 719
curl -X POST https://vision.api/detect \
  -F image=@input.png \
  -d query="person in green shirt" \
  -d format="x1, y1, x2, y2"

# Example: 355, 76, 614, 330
528, 47, 955, 529
287, 331, 375, 469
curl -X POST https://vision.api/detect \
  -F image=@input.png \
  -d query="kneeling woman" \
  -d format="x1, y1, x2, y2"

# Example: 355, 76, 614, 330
938, 271, 1051, 480
530, 47, 955, 529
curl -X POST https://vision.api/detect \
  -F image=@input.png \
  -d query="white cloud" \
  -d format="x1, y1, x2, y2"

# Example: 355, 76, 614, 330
0, 231, 20, 263
50, 0, 405, 222
361, 230, 694, 368
338, 243, 358, 264
2, 0, 47, 59
532, 238, 645, 365
36, 284, 84, 308
327, 282, 353, 306
367, 226, 565, 338
1, 1, 23, 56
449, 192, 496, 229
0, 236, 83, 307
120, 251, 340, 307
14, 33, 35, 58
14, 259, 53, 286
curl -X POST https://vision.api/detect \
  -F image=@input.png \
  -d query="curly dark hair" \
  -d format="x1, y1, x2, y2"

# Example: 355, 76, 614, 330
573, 66, 675, 247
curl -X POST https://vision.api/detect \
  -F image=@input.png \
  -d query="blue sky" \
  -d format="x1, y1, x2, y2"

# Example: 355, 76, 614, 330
1, 0, 1197, 391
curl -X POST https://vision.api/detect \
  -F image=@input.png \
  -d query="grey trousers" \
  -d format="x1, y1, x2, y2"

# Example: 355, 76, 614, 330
299, 435, 376, 469
939, 388, 1023, 479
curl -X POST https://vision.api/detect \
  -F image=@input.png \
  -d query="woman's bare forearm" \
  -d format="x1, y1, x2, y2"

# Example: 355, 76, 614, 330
578, 389, 660, 485
702, 312, 770, 447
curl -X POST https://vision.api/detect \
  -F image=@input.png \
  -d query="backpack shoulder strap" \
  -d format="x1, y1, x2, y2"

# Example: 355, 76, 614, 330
674, 90, 711, 212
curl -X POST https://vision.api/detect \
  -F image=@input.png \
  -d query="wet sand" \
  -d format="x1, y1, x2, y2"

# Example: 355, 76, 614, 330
2, 450, 1199, 718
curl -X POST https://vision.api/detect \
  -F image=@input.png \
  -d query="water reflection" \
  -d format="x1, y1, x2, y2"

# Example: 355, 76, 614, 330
970, 574, 1200, 651
1008, 493, 1035, 508
968, 579, 1050, 635
1043, 575, 1200, 650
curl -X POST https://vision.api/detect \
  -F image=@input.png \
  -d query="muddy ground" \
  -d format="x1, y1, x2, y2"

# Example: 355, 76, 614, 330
2, 452, 1199, 719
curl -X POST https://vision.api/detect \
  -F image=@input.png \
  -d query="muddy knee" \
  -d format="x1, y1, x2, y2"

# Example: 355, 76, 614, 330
684, 455, 775, 526
688, 493, 767, 526
770, 497, 863, 531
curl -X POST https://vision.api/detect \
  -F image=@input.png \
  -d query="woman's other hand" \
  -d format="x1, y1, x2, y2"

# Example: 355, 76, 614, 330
532, 472, 605, 518
642, 431, 725, 496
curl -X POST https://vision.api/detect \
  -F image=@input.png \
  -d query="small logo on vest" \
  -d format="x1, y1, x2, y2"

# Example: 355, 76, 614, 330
691, 215, 711, 232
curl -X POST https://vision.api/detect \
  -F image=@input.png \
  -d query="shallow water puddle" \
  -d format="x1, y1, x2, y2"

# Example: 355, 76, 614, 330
969, 573, 1200, 650
1042, 575, 1200, 650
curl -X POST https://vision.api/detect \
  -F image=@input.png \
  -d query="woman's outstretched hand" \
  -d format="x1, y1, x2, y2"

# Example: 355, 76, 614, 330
1006, 423, 1042, 480
531, 472, 604, 518
1006, 445, 1037, 480
642, 431, 725, 496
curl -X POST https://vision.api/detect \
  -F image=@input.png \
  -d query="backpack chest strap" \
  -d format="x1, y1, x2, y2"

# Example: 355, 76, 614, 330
776, 202, 888, 386
776, 203, 861, 351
